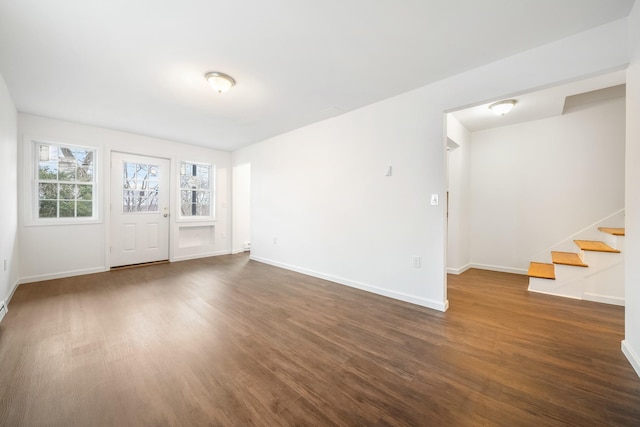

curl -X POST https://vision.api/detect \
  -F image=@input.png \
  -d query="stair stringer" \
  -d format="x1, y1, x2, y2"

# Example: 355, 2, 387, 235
527, 210, 625, 305
529, 209, 624, 264
528, 265, 585, 299
583, 262, 624, 306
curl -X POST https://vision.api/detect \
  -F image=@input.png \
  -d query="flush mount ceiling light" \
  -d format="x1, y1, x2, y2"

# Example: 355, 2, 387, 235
204, 71, 236, 94
489, 99, 517, 116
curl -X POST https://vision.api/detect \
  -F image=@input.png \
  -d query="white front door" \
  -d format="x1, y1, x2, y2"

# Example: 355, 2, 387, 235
110, 152, 170, 267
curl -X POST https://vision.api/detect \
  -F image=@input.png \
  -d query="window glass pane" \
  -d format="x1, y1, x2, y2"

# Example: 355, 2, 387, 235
38, 183, 57, 200
39, 200, 57, 217
123, 196, 132, 212
59, 184, 75, 199
135, 164, 150, 181
77, 185, 92, 201
59, 201, 75, 217
58, 149, 77, 181
77, 166, 93, 182
197, 165, 210, 189
124, 163, 136, 186
149, 165, 159, 180
181, 190, 191, 216
39, 161, 58, 180
77, 201, 92, 217
197, 191, 210, 215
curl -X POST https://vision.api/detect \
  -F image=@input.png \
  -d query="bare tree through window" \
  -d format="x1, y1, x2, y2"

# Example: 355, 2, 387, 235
180, 162, 213, 217
122, 162, 160, 213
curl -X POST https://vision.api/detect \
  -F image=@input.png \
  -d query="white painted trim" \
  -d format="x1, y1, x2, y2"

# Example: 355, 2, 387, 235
582, 292, 624, 306
447, 264, 471, 275
231, 248, 249, 255
171, 250, 231, 262
3, 279, 20, 305
622, 340, 640, 378
467, 263, 528, 275
527, 288, 582, 300
0, 301, 6, 323
251, 256, 449, 312
19, 267, 106, 284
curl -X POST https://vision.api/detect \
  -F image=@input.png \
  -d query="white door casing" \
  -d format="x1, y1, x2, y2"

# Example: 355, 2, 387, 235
110, 152, 170, 267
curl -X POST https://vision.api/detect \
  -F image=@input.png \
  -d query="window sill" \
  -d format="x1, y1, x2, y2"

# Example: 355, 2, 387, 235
25, 217, 102, 227
175, 218, 217, 227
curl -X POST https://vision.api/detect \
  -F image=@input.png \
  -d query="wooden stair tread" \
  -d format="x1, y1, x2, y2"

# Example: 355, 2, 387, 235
551, 251, 588, 267
528, 262, 555, 280
573, 240, 620, 253
598, 227, 625, 236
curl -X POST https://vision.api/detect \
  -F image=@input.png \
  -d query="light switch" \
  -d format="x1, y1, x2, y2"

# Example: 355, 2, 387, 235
385, 166, 392, 176
430, 194, 439, 206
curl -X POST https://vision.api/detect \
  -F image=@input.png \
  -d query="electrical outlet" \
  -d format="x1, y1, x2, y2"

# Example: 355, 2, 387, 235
430, 194, 439, 206
412, 256, 421, 268
273, 236, 278, 244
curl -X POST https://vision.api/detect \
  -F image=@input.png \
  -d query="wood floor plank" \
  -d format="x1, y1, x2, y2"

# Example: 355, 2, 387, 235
0, 254, 639, 425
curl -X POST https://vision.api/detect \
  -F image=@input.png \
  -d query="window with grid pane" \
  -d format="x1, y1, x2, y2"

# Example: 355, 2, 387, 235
180, 162, 213, 218
35, 141, 96, 219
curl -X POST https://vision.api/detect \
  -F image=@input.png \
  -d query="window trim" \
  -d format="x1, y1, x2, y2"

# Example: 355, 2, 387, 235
26, 138, 102, 226
177, 160, 215, 222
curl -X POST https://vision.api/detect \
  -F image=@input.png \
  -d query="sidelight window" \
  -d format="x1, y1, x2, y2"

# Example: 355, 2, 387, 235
179, 162, 214, 218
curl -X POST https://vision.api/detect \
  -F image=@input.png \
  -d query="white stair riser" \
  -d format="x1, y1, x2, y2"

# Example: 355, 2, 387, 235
580, 250, 622, 269
528, 250, 624, 305
600, 233, 625, 250
528, 276, 584, 299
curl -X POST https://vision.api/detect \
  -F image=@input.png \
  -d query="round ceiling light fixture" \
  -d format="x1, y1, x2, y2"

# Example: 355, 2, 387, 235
204, 71, 236, 94
489, 99, 517, 116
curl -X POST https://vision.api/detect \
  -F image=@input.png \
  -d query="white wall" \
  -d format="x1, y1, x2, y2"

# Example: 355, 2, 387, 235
469, 97, 625, 274
18, 114, 232, 283
233, 19, 629, 312
0, 74, 18, 304
623, 1, 640, 377
446, 114, 472, 274
232, 162, 251, 254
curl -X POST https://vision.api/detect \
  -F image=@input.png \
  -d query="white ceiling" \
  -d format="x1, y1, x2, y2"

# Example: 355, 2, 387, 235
0, 0, 635, 151
451, 70, 627, 132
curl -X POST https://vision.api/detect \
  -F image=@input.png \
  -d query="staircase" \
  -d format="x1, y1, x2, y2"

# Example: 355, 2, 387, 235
527, 226, 625, 306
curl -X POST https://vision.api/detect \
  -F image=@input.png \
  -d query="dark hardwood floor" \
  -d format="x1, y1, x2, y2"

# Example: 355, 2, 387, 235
1, 254, 639, 426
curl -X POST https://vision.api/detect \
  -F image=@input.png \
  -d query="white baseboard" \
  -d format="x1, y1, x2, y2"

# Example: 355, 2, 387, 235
250, 256, 449, 312
231, 248, 249, 255
467, 263, 528, 275
447, 264, 471, 275
19, 267, 106, 285
622, 340, 640, 378
0, 300, 6, 323
582, 292, 625, 306
527, 287, 582, 300
3, 278, 20, 306
171, 250, 231, 262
